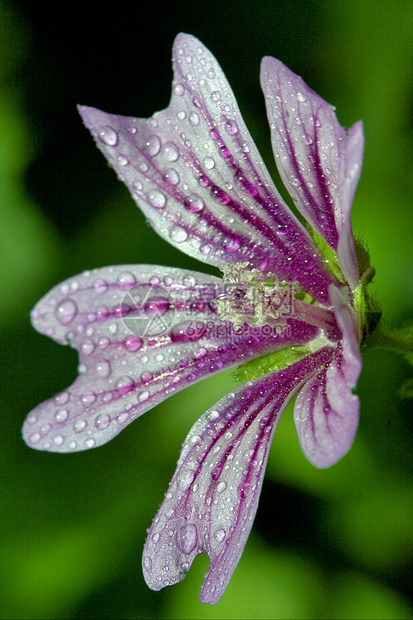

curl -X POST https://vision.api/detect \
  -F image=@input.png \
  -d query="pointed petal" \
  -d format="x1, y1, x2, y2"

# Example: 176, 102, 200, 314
261, 57, 363, 258
142, 346, 335, 604
23, 265, 319, 453
79, 34, 336, 303
293, 285, 362, 468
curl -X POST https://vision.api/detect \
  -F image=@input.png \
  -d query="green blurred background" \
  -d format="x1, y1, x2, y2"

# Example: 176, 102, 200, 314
1, 0, 412, 618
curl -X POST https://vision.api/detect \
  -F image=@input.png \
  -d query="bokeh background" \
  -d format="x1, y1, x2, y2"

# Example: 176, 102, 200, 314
1, 0, 412, 618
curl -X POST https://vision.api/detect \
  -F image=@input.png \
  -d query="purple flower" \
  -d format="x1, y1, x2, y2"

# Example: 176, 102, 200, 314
22, 34, 370, 604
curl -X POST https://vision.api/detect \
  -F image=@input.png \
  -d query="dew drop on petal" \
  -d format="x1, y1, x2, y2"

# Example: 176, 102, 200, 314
54, 409, 69, 423
203, 156, 215, 170
81, 391, 96, 406
84, 438, 95, 448
173, 83, 185, 96
184, 194, 205, 213
124, 336, 143, 352
98, 125, 119, 146
189, 111, 200, 126
117, 271, 137, 290
143, 556, 152, 571
225, 120, 239, 135
95, 413, 111, 430
211, 91, 221, 102
55, 299, 78, 325
148, 190, 166, 209
177, 468, 195, 490
200, 243, 211, 255
96, 361, 111, 378
115, 376, 134, 395
145, 135, 161, 156
163, 141, 179, 162
296, 92, 307, 102
177, 524, 198, 554
214, 528, 226, 543
169, 226, 188, 243
163, 168, 180, 186
138, 390, 149, 402
225, 236, 241, 252
94, 278, 108, 294
81, 340, 95, 356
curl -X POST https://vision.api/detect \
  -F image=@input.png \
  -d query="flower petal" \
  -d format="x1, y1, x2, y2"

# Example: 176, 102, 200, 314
23, 265, 319, 453
293, 285, 362, 468
78, 33, 336, 303
261, 57, 363, 256
142, 346, 335, 604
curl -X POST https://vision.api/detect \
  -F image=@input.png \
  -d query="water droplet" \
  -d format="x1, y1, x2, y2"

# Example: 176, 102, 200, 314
84, 438, 95, 448
81, 391, 96, 406
211, 91, 221, 102
144, 296, 170, 316
53, 435, 64, 446
138, 390, 149, 402
181, 561, 190, 571
143, 556, 152, 571
54, 391, 69, 406
117, 412, 129, 424
220, 146, 231, 159
184, 193, 205, 212
68, 440, 77, 450
169, 226, 188, 243
207, 410, 220, 422
93, 278, 108, 294
29, 432, 41, 444
177, 468, 195, 490
214, 528, 226, 543
163, 168, 180, 186
115, 376, 134, 395
297, 92, 307, 102
203, 156, 215, 170
178, 524, 198, 554
95, 413, 111, 430
124, 336, 143, 352
73, 419, 87, 433
163, 142, 179, 162
216, 481, 227, 493
140, 371, 153, 384
173, 83, 184, 96
55, 299, 77, 325
148, 190, 166, 208
225, 119, 238, 135
81, 339, 95, 356
225, 236, 241, 252
189, 111, 200, 126
54, 409, 69, 423
117, 155, 128, 166
177, 110, 186, 121
96, 360, 111, 378
200, 243, 211, 255
117, 271, 137, 290
98, 125, 119, 146
145, 134, 161, 156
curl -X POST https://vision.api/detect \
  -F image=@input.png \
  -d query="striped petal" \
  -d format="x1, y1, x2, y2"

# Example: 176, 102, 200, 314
143, 346, 335, 604
261, 56, 363, 268
23, 265, 319, 452
293, 285, 362, 467
79, 34, 337, 303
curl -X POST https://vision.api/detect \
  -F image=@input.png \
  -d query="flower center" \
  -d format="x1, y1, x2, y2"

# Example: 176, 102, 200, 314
215, 262, 298, 332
